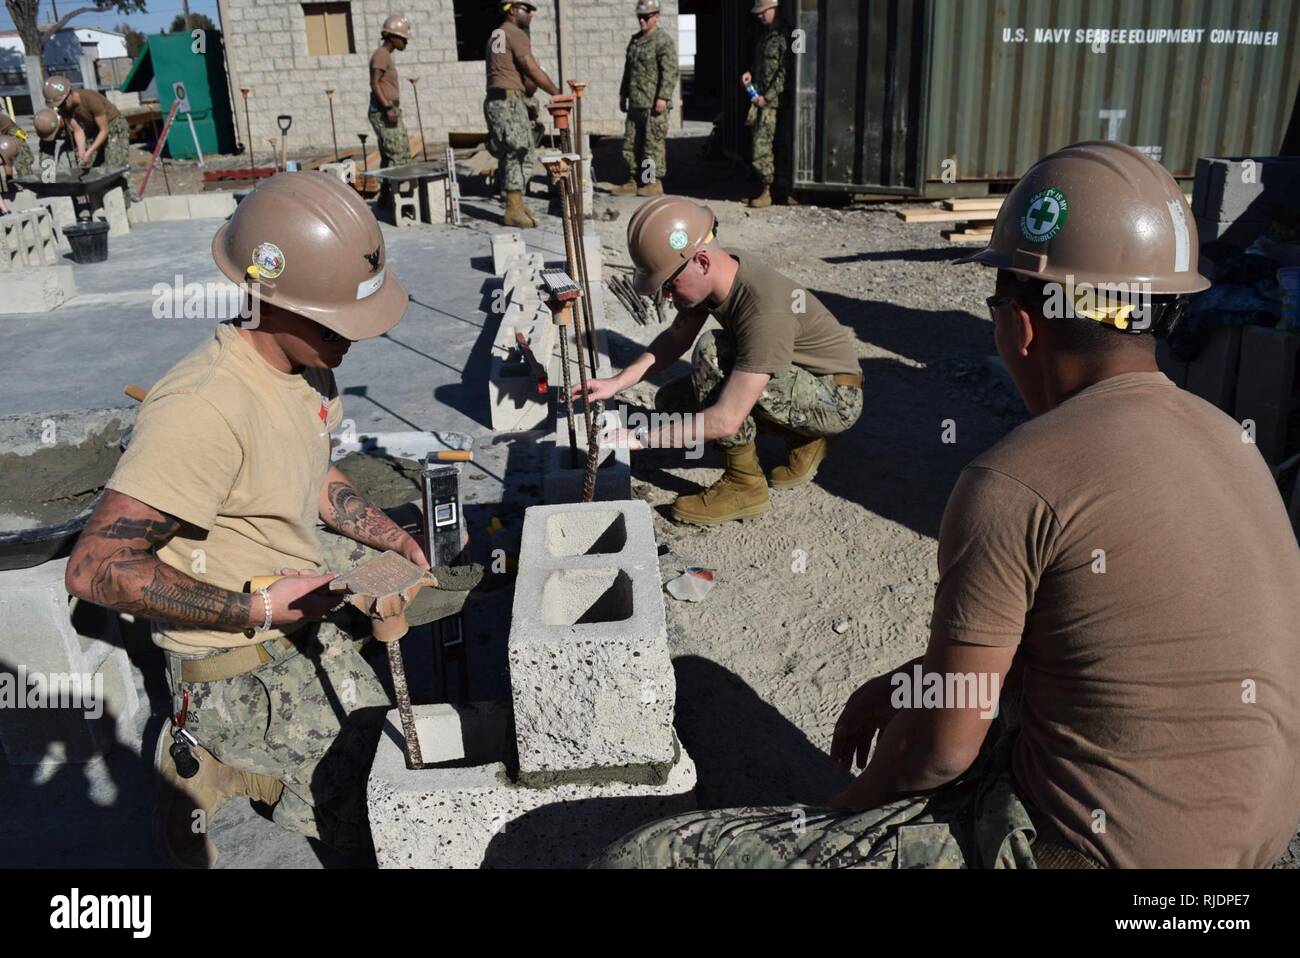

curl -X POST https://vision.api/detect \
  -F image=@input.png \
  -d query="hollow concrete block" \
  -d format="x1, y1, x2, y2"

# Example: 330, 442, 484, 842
0, 265, 77, 313
491, 231, 525, 275
367, 702, 696, 868
543, 405, 631, 504
508, 500, 673, 778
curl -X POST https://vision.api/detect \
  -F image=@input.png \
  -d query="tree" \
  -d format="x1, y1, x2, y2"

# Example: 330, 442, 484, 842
115, 21, 146, 59
169, 12, 215, 34
4, 0, 147, 61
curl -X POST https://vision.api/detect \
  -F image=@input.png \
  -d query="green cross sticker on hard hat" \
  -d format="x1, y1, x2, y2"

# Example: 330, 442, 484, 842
1020, 187, 1069, 243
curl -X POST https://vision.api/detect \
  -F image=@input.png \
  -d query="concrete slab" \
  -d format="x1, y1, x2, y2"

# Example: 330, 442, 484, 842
367, 702, 696, 868
509, 499, 674, 778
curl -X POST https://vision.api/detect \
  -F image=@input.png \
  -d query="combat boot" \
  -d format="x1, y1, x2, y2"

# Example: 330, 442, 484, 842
769, 433, 830, 488
636, 178, 664, 197
671, 442, 770, 525
747, 186, 772, 208
503, 190, 533, 228
613, 178, 639, 195
153, 737, 283, 868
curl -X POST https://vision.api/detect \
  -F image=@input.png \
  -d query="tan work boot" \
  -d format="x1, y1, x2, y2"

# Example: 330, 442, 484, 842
747, 186, 772, 208
503, 190, 534, 228
153, 737, 283, 868
671, 443, 771, 525
769, 434, 830, 488
613, 178, 639, 195
636, 178, 664, 197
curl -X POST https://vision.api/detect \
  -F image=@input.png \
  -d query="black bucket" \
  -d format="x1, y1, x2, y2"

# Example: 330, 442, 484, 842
64, 219, 110, 264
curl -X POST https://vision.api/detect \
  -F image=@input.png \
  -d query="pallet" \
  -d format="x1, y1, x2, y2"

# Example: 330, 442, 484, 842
202, 167, 277, 183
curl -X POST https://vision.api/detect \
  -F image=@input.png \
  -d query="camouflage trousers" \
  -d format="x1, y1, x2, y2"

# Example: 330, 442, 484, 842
368, 108, 412, 170
596, 696, 1038, 869
11, 137, 33, 178
748, 104, 778, 185
656, 329, 863, 449
622, 107, 669, 183
484, 93, 534, 193
101, 115, 130, 170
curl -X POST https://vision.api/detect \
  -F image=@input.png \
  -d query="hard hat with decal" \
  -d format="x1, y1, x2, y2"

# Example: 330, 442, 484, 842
636, 0, 662, 15
959, 140, 1209, 296
0, 111, 25, 140
751, 0, 779, 13
381, 14, 413, 40
0, 134, 20, 163
627, 195, 718, 296
43, 76, 73, 107
34, 108, 62, 140
211, 172, 409, 340
501, 2, 538, 13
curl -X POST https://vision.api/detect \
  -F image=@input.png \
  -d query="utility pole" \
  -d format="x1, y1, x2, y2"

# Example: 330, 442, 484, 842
182, 0, 193, 31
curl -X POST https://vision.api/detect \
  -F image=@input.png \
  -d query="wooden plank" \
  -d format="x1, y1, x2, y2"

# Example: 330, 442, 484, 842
942, 230, 991, 244
897, 207, 1000, 223
943, 197, 1004, 211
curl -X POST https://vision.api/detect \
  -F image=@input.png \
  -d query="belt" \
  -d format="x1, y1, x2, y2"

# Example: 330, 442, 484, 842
177, 634, 297, 684
486, 88, 523, 100
831, 372, 862, 388
1027, 804, 1106, 870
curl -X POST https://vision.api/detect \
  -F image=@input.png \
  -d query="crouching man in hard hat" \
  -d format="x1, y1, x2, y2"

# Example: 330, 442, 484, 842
577, 195, 863, 525
0, 134, 23, 213
66, 173, 425, 867
33, 107, 75, 181
0, 109, 33, 179
369, 14, 414, 206
44, 75, 129, 171
597, 142, 1300, 868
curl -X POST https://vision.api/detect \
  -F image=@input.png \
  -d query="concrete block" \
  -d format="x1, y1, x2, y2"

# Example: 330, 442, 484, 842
186, 192, 237, 220
581, 231, 603, 286
0, 265, 77, 313
93, 186, 129, 238
422, 177, 447, 223
0, 558, 142, 765
542, 414, 632, 504
143, 195, 191, 222
390, 182, 421, 227
509, 499, 672, 777
127, 202, 150, 226
39, 196, 76, 251
491, 231, 525, 275
319, 160, 357, 186
368, 702, 696, 868
1192, 156, 1300, 224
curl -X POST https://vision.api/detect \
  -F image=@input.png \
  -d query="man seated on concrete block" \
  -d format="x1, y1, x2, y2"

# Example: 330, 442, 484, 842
575, 195, 863, 525
597, 143, 1300, 869
66, 173, 426, 868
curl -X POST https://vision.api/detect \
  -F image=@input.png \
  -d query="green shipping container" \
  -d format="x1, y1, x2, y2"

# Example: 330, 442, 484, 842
726, 0, 1300, 196
120, 32, 237, 160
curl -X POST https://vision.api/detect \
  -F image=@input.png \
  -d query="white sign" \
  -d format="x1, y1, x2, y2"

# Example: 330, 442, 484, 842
172, 81, 191, 114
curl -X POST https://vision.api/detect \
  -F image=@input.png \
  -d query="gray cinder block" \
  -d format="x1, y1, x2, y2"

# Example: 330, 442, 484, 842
367, 702, 696, 868
491, 231, 525, 275
543, 406, 631, 504
93, 186, 129, 238
0, 265, 77, 313
509, 500, 673, 779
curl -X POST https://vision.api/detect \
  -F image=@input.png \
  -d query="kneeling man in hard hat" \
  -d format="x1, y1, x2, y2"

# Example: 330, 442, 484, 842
67, 173, 427, 867
576, 195, 863, 526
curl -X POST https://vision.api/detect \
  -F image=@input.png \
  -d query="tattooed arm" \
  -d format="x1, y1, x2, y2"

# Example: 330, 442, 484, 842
65, 490, 338, 631
318, 466, 430, 569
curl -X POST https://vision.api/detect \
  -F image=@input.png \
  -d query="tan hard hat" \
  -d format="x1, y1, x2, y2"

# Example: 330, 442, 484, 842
211, 172, 409, 341
751, 0, 779, 12
636, 0, 662, 14
501, 2, 538, 12
382, 14, 413, 40
35, 108, 62, 140
0, 134, 20, 163
627, 195, 718, 296
43, 75, 73, 107
960, 140, 1209, 295
0, 111, 14, 134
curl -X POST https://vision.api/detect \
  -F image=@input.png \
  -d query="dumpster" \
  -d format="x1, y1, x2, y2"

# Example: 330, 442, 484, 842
118, 32, 237, 159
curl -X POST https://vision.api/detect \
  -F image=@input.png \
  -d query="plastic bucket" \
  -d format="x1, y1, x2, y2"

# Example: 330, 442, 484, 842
64, 220, 110, 264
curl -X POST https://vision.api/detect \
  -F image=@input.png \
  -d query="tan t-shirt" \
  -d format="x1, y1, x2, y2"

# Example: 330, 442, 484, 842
696, 249, 858, 376
370, 45, 400, 108
106, 324, 343, 656
63, 89, 120, 128
930, 371, 1300, 868
485, 21, 531, 92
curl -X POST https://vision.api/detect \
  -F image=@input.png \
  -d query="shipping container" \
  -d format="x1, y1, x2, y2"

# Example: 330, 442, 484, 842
722, 0, 1300, 196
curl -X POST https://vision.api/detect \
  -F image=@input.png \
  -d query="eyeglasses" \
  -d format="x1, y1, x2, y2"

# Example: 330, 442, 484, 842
319, 326, 347, 343
985, 294, 1017, 322
660, 259, 690, 297
638, 13, 658, 20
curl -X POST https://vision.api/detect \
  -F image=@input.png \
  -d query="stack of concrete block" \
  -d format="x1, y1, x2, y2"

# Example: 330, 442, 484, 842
1, 207, 59, 269
1192, 156, 1300, 267
0, 558, 142, 766
368, 500, 694, 868
489, 301, 557, 433
319, 159, 357, 186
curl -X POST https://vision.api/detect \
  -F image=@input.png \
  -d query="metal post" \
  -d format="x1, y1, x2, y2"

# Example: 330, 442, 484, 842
325, 89, 339, 161
240, 88, 253, 173
409, 77, 428, 162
